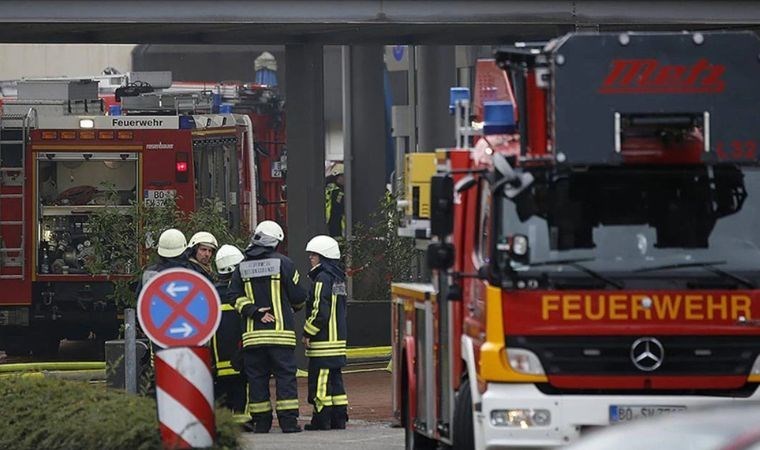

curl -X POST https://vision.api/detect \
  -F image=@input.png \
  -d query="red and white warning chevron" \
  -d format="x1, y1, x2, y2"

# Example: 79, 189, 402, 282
155, 346, 215, 449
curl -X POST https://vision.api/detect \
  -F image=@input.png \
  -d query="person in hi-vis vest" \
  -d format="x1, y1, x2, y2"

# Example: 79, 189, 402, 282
302, 235, 348, 431
229, 221, 307, 434
211, 244, 247, 413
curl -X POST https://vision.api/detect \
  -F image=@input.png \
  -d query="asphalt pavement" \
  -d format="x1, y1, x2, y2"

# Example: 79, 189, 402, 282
240, 421, 404, 450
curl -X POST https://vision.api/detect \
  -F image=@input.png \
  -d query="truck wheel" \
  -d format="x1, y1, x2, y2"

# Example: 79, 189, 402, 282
452, 379, 475, 450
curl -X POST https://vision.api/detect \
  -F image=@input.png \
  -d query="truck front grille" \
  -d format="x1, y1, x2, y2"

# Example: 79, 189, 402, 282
506, 335, 760, 376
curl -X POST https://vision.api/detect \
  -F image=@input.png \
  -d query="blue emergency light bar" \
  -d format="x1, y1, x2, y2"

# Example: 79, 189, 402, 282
483, 101, 516, 135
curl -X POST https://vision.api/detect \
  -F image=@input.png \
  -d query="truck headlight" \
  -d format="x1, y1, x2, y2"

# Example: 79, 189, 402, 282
491, 409, 551, 427
506, 348, 545, 375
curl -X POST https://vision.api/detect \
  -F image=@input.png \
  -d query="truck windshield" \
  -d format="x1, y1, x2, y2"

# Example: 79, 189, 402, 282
498, 164, 760, 285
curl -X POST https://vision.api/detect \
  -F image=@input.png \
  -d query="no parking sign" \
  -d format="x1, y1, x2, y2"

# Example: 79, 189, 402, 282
137, 268, 221, 348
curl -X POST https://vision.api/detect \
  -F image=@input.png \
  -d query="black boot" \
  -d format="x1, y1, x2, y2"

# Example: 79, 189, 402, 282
331, 406, 348, 430
304, 408, 331, 431
278, 416, 302, 433
242, 414, 272, 433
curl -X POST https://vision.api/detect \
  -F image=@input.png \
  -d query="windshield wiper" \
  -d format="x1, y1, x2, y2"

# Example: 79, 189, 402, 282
633, 260, 755, 289
524, 258, 624, 289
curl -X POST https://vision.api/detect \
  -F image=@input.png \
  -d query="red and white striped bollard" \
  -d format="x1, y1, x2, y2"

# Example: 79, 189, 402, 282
155, 346, 215, 449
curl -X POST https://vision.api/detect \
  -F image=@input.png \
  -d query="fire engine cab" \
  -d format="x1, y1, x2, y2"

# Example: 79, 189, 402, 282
0, 78, 256, 356
393, 31, 760, 449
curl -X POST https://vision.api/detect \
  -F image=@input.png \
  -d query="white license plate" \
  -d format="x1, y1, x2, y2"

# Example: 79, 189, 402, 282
609, 405, 686, 423
271, 161, 283, 178
143, 189, 176, 207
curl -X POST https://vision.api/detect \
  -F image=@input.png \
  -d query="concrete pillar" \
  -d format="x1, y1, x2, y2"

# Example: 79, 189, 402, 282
417, 45, 456, 152
285, 43, 325, 370
344, 45, 387, 229
285, 43, 325, 272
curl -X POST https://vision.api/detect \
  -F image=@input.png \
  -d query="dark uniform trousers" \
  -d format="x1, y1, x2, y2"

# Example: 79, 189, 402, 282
307, 359, 348, 422
244, 346, 300, 422
212, 303, 247, 414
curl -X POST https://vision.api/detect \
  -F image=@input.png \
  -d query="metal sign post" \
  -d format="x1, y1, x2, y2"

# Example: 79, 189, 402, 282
124, 308, 137, 394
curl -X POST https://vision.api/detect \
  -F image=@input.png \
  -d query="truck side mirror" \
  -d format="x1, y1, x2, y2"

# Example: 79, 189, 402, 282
430, 175, 454, 237
427, 242, 455, 270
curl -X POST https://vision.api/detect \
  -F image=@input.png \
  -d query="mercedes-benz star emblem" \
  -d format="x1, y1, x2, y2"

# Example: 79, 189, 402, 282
630, 337, 664, 372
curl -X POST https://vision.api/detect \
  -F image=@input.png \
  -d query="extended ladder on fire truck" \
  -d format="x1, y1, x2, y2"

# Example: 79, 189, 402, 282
0, 108, 35, 280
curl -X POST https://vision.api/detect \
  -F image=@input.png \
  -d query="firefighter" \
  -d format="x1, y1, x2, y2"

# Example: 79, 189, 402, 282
229, 220, 307, 433
186, 231, 219, 282
325, 163, 345, 238
302, 235, 348, 431
135, 228, 191, 294
211, 244, 247, 414
134, 228, 192, 396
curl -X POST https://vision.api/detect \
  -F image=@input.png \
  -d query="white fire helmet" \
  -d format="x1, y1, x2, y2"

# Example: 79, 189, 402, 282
254, 220, 284, 242
215, 244, 245, 274
157, 229, 187, 258
306, 235, 341, 260
188, 231, 218, 250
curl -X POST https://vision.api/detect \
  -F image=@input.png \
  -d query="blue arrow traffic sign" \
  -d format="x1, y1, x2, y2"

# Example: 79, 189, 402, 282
137, 268, 221, 348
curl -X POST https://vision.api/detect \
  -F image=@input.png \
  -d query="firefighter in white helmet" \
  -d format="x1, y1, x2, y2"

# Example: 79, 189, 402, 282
135, 228, 191, 294
135, 228, 194, 388
302, 235, 348, 431
229, 220, 307, 433
211, 244, 247, 414
185, 231, 219, 282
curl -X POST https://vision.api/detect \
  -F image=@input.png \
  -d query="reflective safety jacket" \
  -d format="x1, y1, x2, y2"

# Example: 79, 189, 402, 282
304, 260, 347, 367
229, 245, 307, 348
325, 182, 345, 237
211, 279, 243, 377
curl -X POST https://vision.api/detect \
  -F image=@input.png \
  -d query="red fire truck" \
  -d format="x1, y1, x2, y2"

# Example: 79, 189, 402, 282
151, 79, 289, 245
0, 79, 257, 356
393, 31, 760, 449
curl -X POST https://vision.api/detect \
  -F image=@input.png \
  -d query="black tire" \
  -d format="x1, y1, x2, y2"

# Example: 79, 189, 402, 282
452, 378, 475, 450
402, 363, 438, 450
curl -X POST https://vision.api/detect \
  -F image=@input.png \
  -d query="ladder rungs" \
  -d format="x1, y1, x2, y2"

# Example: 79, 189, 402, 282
0, 275, 23, 280
0, 168, 23, 172
0, 221, 22, 225
0, 140, 24, 144
0, 194, 22, 199
0, 248, 22, 252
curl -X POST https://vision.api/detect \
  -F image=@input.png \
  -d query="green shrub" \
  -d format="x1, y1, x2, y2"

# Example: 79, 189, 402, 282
341, 192, 422, 300
86, 194, 249, 311
0, 376, 240, 450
